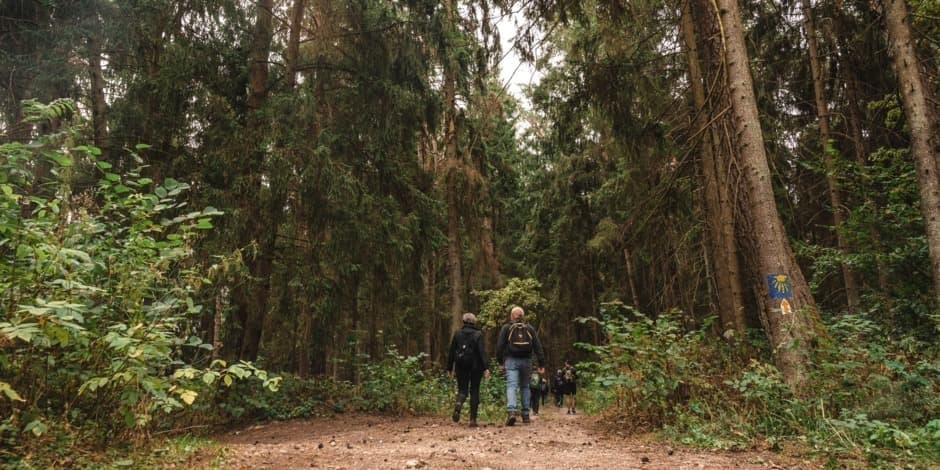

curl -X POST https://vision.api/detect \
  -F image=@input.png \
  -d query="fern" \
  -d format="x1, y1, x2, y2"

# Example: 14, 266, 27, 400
20, 98, 76, 124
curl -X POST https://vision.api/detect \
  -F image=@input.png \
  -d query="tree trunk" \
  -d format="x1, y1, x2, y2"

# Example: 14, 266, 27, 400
880, 0, 940, 304
447, 186, 464, 330
421, 251, 436, 367
716, 0, 820, 389
239, 0, 276, 361
247, 0, 273, 114
682, 0, 745, 334
623, 246, 641, 308
88, 33, 109, 159
481, 211, 501, 287
286, 0, 305, 88
801, 0, 860, 311
212, 292, 223, 361
443, 0, 464, 331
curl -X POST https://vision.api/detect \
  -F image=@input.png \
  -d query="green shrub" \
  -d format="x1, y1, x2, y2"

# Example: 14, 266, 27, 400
579, 300, 938, 465
353, 348, 451, 414
0, 105, 275, 464
574, 302, 714, 429
208, 372, 354, 422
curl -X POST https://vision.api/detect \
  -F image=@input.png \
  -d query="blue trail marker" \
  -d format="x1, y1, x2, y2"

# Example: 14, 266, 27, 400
767, 274, 792, 299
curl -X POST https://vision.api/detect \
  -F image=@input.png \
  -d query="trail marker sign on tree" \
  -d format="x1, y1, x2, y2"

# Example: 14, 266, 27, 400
767, 274, 792, 299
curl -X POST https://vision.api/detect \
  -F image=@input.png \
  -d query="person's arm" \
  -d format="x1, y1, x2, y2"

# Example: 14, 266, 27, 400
530, 325, 546, 366
475, 331, 489, 371
495, 324, 508, 364
444, 333, 456, 373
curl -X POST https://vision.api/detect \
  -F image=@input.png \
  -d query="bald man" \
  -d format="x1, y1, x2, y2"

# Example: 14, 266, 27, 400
496, 306, 546, 425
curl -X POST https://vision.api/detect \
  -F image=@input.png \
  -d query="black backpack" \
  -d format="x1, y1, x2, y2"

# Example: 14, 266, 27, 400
563, 365, 576, 385
454, 330, 479, 368
507, 322, 534, 355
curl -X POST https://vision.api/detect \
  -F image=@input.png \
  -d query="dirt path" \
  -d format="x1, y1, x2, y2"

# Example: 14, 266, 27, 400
207, 406, 817, 469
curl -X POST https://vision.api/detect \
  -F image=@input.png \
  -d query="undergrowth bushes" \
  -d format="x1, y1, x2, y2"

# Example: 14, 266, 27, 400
0, 107, 277, 466
576, 302, 939, 464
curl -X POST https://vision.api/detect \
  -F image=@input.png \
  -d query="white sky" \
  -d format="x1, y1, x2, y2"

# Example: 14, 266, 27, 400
494, 14, 543, 108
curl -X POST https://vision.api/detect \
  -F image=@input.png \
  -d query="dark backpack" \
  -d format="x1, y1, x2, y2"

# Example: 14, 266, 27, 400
563, 365, 576, 385
454, 330, 478, 368
507, 322, 534, 355
530, 372, 541, 389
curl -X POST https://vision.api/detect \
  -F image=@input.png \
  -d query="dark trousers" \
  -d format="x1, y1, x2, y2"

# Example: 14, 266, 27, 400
455, 367, 484, 419
531, 388, 541, 414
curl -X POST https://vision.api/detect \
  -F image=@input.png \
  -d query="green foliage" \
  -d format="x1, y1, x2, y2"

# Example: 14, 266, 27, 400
352, 349, 451, 414
575, 299, 938, 464
575, 302, 712, 429
797, 132, 935, 326
659, 311, 937, 464
208, 351, 455, 422
212, 372, 356, 422
474, 278, 547, 328
0, 120, 275, 464
19, 98, 77, 124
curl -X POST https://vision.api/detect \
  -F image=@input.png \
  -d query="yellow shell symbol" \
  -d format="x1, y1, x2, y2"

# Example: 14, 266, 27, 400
772, 274, 790, 294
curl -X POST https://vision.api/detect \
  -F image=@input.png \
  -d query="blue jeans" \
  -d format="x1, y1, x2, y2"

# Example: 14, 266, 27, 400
504, 356, 532, 416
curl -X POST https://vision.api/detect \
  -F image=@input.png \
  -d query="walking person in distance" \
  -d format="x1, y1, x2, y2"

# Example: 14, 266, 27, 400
562, 360, 578, 414
496, 306, 546, 426
445, 313, 490, 427
530, 370, 543, 415
552, 369, 565, 407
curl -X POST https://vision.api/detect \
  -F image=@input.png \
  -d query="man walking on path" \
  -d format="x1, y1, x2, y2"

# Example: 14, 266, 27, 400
445, 313, 490, 427
496, 306, 546, 426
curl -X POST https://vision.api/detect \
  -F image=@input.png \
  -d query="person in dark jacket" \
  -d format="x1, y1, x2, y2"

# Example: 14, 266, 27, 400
539, 375, 550, 406
552, 369, 565, 407
562, 360, 578, 414
445, 313, 490, 427
530, 371, 543, 415
496, 306, 546, 426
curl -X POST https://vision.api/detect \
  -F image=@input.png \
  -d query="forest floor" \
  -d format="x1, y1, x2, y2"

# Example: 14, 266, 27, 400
187, 405, 822, 469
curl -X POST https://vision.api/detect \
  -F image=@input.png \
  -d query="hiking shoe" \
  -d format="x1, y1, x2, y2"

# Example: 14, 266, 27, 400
506, 412, 516, 426
521, 415, 531, 424
469, 420, 478, 428
452, 408, 461, 423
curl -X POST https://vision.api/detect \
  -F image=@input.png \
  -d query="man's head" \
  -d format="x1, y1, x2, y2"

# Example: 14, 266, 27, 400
510, 306, 524, 320
462, 312, 477, 325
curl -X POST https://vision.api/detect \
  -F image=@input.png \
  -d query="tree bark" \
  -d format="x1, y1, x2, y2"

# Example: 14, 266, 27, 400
622, 246, 641, 308
286, 0, 306, 88
880, 0, 940, 304
247, 0, 273, 114
480, 209, 502, 287
800, 0, 859, 311
421, 251, 436, 367
447, 186, 464, 330
716, 0, 820, 389
682, 0, 745, 334
239, 0, 276, 360
88, 33, 109, 159
212, 292, 223, 361
443, 0, 465, 331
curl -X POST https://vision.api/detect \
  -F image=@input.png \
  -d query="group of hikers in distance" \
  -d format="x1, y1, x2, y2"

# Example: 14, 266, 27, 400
444, 306, 579, 427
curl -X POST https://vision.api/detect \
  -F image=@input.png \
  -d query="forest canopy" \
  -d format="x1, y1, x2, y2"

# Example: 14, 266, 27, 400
1, 0, 938, 466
